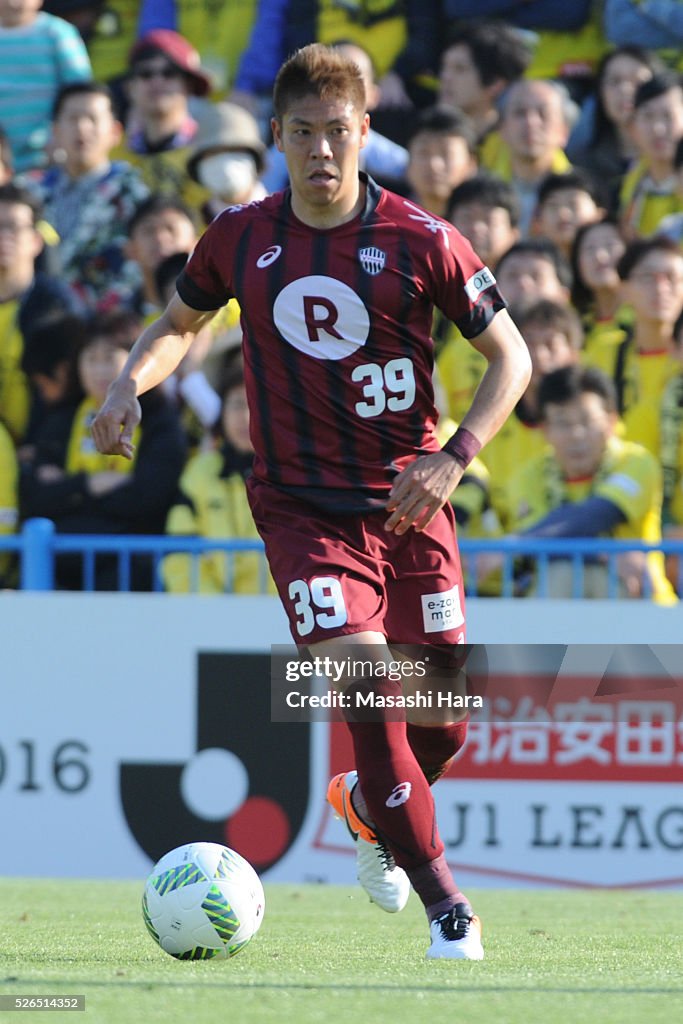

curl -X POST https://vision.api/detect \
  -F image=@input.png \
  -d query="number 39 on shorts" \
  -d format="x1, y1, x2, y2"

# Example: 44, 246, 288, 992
288, 577, 348, 637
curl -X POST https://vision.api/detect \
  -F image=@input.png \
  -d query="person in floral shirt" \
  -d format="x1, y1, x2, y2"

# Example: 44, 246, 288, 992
29, 81, 149, 310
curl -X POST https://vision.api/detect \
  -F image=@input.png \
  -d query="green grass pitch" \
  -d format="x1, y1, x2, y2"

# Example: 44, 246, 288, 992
1, 880, 681, 1024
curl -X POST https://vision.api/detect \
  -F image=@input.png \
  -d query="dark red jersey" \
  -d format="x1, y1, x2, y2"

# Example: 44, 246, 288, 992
177, 175, 505, 512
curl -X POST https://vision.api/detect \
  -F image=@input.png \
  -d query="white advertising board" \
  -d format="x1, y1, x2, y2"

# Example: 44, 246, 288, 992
1, 594, 681, 887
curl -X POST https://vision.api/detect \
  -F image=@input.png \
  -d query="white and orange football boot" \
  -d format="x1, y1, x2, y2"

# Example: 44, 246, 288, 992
327, 770, 410, 913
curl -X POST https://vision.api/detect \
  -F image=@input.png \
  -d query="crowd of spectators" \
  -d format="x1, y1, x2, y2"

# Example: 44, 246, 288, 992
1, 0, 683, 602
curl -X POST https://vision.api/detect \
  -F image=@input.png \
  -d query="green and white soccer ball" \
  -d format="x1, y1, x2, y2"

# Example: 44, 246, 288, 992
142, 842, 265, 960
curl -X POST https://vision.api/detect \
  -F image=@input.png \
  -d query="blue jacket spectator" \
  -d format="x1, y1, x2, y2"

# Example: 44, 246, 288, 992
604, 0, 683, 50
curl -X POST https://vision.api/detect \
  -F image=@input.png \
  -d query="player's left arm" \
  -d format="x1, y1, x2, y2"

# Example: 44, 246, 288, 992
386, 309, 531, 534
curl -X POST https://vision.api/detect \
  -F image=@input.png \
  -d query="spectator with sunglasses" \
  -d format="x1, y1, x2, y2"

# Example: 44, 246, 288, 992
114, 29, 213, 211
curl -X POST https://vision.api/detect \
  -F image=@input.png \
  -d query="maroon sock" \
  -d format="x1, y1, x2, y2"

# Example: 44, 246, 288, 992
406, 719, 469, 785
343, 677, 445, 874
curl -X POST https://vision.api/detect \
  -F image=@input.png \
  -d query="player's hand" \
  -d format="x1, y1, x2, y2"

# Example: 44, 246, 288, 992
385, 452, 464, 535
91, 378, 141, 460
616, 550, 648, 598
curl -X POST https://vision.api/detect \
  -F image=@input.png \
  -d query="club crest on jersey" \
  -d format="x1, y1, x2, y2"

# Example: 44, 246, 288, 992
358, 246, 386, 276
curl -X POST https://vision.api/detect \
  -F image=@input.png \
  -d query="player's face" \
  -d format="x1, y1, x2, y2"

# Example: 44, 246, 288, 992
543, 392, 616, 479
128, 210, 197, 271
221, 384, 252, 454
272, 95, 369, 227
576, 223, 625, 292
625, 250, 683, 325
451, 201, 518, 266
78, 340, 129, 402
538, 189, 601, 251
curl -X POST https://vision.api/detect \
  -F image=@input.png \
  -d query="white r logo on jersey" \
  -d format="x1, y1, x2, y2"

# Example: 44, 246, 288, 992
273, 275, 370, 360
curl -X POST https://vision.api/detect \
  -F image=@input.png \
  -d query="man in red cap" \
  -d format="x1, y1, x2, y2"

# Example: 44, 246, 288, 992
114, 29, 213, 209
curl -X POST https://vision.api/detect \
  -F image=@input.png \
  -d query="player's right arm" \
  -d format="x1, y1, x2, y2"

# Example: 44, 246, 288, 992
91, 294, 217, 459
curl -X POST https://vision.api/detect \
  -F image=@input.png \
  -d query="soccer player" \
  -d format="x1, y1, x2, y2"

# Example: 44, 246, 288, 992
92, 44, 531, 961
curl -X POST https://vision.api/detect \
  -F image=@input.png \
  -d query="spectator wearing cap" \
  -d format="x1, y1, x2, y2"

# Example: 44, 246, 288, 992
0, 0, 91, 173
187, 102, 268, 222
113, 29, 213, 210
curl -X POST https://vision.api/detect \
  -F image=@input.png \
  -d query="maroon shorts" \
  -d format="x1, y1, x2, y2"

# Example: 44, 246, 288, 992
248, 479, 466, 646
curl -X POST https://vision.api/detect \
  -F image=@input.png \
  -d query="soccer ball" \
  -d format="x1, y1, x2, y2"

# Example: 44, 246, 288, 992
142, 842, 265, 960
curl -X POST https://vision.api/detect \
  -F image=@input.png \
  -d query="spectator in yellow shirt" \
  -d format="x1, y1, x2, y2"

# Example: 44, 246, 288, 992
502, 364, 675, 602
588, 235, 683, 457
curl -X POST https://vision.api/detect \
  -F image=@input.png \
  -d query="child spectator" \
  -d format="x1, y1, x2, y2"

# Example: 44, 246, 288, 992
163, 364, 273, 595
434, 175, 520, 422
19, 309, 186, 590
495, 237, 572, 314
534, 169, 605, 261
124, 194, 198, 320
505, 365, 675, 603
406, 106, 477, 218
31, 82, 149, 310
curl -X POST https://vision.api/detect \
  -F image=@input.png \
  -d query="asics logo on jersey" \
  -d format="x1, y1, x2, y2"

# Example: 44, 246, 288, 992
358, 246, 386, 275
386, 782, 412, 808
257, 245, 282, 268
403, 201, 452, 249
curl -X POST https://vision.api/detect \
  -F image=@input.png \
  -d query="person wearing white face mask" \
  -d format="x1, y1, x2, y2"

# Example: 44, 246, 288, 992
187, 102, 268, 221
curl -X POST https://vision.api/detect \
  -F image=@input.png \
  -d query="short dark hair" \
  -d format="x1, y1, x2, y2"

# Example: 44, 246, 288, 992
446, 173, 520, 227
127, 194, 197, 237
538, 364, 617, 418
537, 169, 604, 210
21, 313, 87, 380
0, 181, 43, 223
86, 309, 143, 351
515, 298, 584, 351
441, 20, 532, 87
273, 43, 366, 121
52, 81, 114, 122
408, 105, 477, 153
633, 72, 682, 112
617, 235, 683, 280
495, 237, 573, 289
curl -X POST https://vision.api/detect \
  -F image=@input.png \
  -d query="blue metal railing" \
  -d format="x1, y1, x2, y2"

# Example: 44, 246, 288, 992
1, 518, 682, 598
